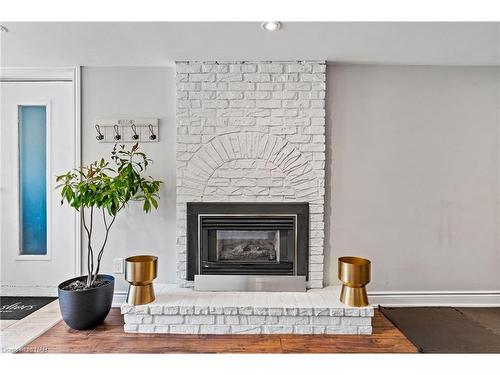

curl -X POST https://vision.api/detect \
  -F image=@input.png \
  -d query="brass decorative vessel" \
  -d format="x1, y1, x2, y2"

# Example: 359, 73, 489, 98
125, 255, 158, 305
338, 256, 371, 307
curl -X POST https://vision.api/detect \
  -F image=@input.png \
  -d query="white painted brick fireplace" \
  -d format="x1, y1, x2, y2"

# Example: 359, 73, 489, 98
175, 61, 327, 288
122, 61, 373, 335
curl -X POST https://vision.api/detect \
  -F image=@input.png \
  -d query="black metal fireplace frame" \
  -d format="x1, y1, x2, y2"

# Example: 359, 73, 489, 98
186, 202, 309, 281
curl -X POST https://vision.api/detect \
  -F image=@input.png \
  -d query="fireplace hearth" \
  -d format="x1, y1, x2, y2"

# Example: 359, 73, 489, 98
187, 203, 309, 289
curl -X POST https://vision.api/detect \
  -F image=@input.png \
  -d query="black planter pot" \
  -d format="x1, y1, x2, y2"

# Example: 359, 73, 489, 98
58, 274, 115, 330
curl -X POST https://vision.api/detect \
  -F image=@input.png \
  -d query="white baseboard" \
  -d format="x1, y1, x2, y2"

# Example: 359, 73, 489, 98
369, 291, 500, 307
1, 285, 127, 308
111, 288, 500, 308
112, 291, 127, 307
5, 285, 499, 308
1, 285, 58, 297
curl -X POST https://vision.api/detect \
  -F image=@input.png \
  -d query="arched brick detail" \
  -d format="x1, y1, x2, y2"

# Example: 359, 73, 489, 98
203, 159, 296, 201
180, 132, 320, 201
176, 61, 326, 289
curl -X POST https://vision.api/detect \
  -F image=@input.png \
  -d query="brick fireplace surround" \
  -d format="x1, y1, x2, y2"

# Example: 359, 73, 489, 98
122, 61, 374, 335
175, 61, 327, 288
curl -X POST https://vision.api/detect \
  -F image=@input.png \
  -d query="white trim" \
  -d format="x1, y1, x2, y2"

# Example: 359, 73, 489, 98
0, 67, 76, 82
73, 67, 82, 277
0, 285, 58, 297
369, 290, 500, 307
112, 291, 128, 307
112, 290, 500, 308
2, 288, 128, 304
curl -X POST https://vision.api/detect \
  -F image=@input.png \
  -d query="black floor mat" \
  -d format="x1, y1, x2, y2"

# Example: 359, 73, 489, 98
457, 307, 500, 336
0, 296, 57, 320
380, 306, 500, 353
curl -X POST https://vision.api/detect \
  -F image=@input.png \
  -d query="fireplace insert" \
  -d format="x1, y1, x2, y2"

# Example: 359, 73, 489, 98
186, 202, 309, 281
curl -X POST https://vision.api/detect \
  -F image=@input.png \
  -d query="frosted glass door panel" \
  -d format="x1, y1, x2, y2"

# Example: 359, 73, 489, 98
19, 105, 47, 255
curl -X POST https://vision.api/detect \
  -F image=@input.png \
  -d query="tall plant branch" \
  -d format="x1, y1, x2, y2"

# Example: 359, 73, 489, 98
91, 204, 124, 285
81, 206, 95, 287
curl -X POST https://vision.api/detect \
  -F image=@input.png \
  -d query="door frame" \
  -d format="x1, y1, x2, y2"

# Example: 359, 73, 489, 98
0, 66, 82, 281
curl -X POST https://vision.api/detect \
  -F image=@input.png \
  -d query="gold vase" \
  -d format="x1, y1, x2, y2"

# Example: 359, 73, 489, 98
125, 255, 158, 305
338, 256, 371, 307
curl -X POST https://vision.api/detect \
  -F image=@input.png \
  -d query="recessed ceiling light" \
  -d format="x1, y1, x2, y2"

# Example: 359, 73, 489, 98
0, 25, 8, 33
261, 22, 281, 32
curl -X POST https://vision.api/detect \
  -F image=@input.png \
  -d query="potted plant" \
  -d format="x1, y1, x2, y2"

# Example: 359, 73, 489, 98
56, 143, 161, 330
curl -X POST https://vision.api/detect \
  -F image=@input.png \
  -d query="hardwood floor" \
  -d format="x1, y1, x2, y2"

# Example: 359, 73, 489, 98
20, 308, 417, 353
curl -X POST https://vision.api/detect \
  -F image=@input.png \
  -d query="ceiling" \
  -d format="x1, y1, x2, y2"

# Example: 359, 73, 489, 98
1, 22, 499, 66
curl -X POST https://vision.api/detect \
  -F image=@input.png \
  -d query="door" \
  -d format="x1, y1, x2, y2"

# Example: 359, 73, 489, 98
1, 75, 80, 296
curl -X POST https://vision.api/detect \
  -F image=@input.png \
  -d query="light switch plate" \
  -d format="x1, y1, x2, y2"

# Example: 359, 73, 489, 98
113, 258, 124, 274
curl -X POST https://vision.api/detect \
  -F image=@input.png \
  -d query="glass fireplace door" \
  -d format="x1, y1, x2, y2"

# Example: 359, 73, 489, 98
216, 230, 280, 262
199, 215, 296, 276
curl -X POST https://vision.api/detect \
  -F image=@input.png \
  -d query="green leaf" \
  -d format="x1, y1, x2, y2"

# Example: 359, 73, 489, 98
55, 143, 162, 224
143, 199, 150, 213
150, 197, 158, 209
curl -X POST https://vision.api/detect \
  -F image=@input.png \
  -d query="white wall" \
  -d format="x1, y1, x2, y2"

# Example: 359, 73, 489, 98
82, 65, 500, 298
324, 65, 500, 294
82, 67, 177, 294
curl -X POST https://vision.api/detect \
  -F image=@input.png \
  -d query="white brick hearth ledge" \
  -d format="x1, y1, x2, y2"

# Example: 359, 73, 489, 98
121, 285, 373, 335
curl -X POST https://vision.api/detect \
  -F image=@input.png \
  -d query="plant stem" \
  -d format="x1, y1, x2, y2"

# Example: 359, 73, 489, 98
81, 207, 94, 288
90, 204, 124, 285
89, 206, 94, 287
